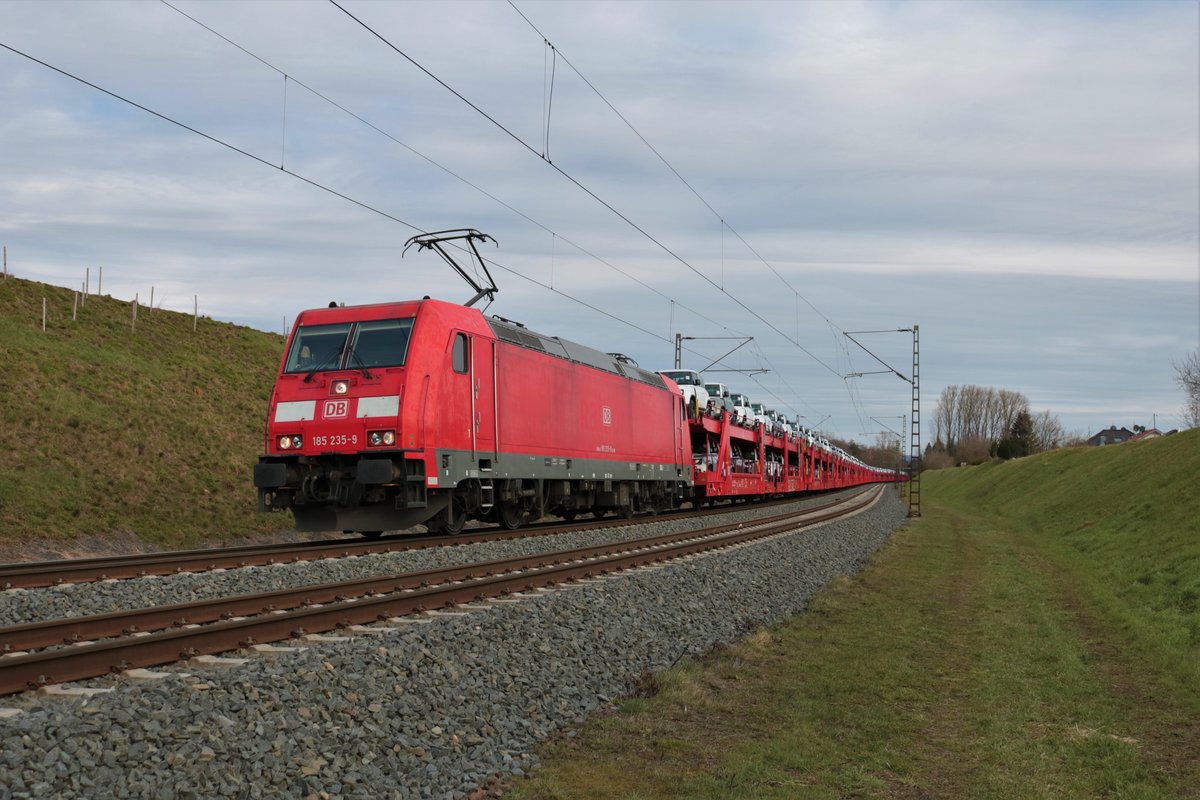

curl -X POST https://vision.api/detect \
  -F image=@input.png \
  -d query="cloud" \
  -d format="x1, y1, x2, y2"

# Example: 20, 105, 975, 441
0, 0, 1196, 443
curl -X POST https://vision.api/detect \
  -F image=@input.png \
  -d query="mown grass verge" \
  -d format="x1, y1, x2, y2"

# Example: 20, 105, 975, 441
0, 275, 289, 549
507, 431, 1199, 799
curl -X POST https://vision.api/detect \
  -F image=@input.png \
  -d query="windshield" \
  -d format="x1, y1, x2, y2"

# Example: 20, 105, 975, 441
663, 371, 700, 386
283, 318, 414, 374
350, 319, 415, 368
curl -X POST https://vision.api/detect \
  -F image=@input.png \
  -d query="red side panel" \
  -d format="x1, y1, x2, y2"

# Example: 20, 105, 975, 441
492, 343, 680, 464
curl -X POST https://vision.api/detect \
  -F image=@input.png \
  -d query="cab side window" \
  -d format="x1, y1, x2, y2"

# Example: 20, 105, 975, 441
452, 333, 469, 374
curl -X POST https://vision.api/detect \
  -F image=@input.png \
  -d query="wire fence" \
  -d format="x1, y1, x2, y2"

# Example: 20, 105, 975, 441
3, 253, 208, 335
6, 246, 296, 339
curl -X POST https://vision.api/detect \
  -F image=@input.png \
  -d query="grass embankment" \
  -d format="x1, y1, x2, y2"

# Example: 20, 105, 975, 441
0, 275, 289, 549
509, 431, 1200, 799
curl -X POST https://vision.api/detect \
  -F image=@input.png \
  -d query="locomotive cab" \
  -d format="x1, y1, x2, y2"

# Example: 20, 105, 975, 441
254, 299, 491, 534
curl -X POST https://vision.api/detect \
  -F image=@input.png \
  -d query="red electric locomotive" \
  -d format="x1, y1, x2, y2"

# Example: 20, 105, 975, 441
254, 297, 693, 534
254, 230, 898, 535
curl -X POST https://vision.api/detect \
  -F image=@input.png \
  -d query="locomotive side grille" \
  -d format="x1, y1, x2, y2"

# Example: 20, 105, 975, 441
488, 316, 669, 389
515, 330, 545, 350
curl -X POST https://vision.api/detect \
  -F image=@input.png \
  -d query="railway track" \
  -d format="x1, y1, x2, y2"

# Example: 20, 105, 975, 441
0, 493, 847, 589
0, 486, 881, 696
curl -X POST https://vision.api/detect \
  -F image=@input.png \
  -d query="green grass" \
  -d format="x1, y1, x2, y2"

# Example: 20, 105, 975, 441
926, 435, 1200, 693
0, 275, 290, 548
509, 431, 1200, 799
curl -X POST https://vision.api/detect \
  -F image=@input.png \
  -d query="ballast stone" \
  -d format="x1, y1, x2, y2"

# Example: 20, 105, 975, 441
0, 493, 904, 799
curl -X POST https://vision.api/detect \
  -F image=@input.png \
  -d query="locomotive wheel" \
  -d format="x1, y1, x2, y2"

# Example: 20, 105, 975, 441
429, 494, 468, 535
429, 512, 465, 535
497, 502, 524, 530
591, 508, 608, 519
560, 509, 577, 522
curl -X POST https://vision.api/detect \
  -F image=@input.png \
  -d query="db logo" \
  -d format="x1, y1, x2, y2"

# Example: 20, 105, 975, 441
601, 406, 612, 426
323, 400, 349, 419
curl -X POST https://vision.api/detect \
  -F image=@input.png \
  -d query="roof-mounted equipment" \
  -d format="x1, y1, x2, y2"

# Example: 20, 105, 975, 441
607, 353, 639, 367
403, 229, 499, 308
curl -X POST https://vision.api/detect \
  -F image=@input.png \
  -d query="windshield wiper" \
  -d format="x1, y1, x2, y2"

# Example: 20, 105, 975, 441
304, 351, 343, 383
347, 350, 374, 380
303, 350, 374, 382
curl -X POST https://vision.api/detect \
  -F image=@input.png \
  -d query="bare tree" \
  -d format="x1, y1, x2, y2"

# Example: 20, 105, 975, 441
933, 384, 1033, 460
1031, 410, 1065, 453
995, 389, 1027, 440
934, 385, 960, 452
1174, 350, 1200, 428
871, 432, 903, 472
958, 385, 990, 441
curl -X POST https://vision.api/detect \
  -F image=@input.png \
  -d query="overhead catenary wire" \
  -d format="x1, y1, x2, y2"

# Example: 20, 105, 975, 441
159, 0, 844, 425
506, 0, 890, 427
168, 0, 865, 424
507, 2, 854, 338
509, 5, 889, 437
5, 4, 872, 427
0, 41, 421, 233
328, 0, 846, 382
158, 0, 846, 425
843, 330, 912, 383
156, 0, 750, 342
542, 40, 556, 159
0, 39, 772, 398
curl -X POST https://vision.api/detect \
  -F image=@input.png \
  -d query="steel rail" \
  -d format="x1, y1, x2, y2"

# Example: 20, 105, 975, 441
0, 487, 880, 695
0, 491, 865, 589
0, 523, 589, 589
0, 491, 868, 653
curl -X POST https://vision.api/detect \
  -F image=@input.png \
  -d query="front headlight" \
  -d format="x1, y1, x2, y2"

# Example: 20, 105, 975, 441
368, 429, 396, 447
278, 435, 302, 450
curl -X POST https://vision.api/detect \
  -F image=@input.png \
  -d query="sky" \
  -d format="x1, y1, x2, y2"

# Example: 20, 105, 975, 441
1, 0, 1197, 446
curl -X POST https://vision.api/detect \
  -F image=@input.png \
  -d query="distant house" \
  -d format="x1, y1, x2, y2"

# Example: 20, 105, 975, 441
1087, 427, 1134, 446
1128, 428, 1163, 442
